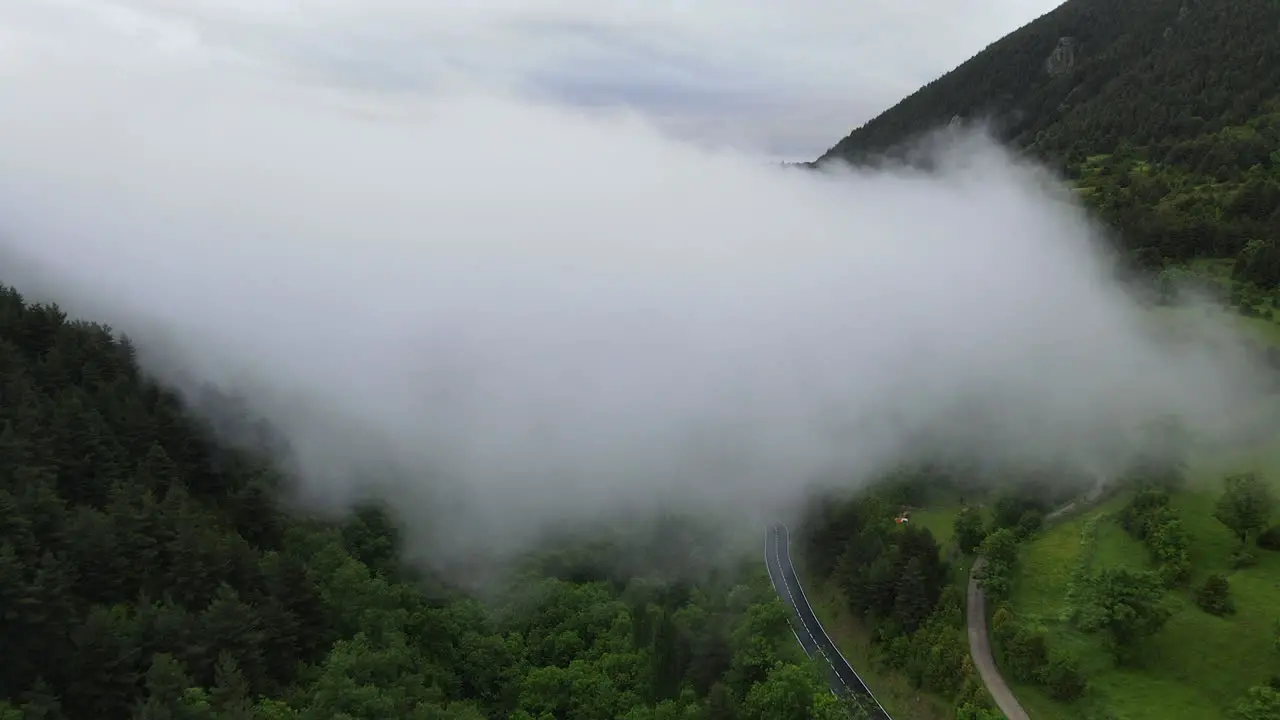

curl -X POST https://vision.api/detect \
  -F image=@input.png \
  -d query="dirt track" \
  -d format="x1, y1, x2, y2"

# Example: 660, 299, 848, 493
967, 483, 1105, 719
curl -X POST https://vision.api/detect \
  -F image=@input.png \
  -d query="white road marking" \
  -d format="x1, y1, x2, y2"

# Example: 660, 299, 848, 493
767, 524, 893, 719
771, 527, 851, 691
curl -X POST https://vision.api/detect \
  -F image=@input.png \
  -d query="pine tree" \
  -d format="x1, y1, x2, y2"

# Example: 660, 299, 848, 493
210, 652, 253, 720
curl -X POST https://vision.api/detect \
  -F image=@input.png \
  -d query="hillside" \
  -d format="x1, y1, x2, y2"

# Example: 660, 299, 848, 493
0, 285, 852, 720
797, 433, 1280, 719
994, 455, 1280, 720
796, 8, 1280, 716
816, 0, 1280, 279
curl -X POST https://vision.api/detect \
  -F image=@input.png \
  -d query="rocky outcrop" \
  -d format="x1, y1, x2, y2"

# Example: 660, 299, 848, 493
1045, 36, 1079, 77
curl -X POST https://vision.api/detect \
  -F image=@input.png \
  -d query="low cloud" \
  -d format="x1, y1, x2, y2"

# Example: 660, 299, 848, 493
0, 9, 1272, 570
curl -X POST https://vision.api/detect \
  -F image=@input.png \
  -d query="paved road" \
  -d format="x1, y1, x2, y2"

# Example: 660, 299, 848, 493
765, 524, 891, 719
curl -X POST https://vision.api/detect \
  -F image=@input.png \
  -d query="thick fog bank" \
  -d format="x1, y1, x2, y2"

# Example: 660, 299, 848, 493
0, 10, 1273, 568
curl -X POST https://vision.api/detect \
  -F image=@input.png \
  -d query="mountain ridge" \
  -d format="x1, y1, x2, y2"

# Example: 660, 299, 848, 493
814, 0, 1280, 279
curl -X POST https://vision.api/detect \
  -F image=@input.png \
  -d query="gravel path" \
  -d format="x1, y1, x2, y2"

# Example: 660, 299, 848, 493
967, 556, 1030, 720
966, 482, 1106, 718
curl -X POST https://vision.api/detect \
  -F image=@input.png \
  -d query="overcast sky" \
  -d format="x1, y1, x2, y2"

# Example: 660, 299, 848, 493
14, 0, 1064, 159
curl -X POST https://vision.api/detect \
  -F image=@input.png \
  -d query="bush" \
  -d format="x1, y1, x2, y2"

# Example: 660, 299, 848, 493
1230, 548, 1258, 569
1194, 573, 1235, 616
998, 625, 1049, 683
1156, 559, 1190, 588
954, 676, 998, 717
954, 506, 987, 555
1038, 655, 1087, 701
990, 606, 1016, 634
1016, 510, 1045, 540
1231, 685, 1280, 718
1118, 487, 1170, 538
955, 703, 1003, 720
1117, 489, 1191, 587
992, 496, 1047, 531
1257, 525, 1280, 551
1147, 515, 1191, 587
977, 530, 1019, 602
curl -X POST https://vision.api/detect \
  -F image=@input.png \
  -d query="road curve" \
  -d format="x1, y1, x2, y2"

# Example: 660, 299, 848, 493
967, 483, 1106, 719
966, 557, 1030, 720
765, 523, 891, 719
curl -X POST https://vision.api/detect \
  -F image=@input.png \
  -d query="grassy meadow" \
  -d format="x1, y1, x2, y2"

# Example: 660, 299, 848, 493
1003, 292, 1280, 719
799, 272, 1280, 719
1004, 446, 1280, 720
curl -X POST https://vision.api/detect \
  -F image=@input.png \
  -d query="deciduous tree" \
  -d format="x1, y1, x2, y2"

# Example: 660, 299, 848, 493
1076, 569, 1171, 662
1215, 473, 1275, 546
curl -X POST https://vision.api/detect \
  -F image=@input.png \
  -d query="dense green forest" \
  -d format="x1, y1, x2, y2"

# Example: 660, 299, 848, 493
0, 284, 865, 719
816, 0, 1280, 283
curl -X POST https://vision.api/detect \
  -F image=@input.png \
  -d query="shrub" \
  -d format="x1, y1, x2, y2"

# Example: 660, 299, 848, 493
954, 703, 1003, 720
1000, 625, 1049, 683
1038, 655, 1087, 701
954, 506, 987, 555
1118, 487, 1169, 538
1147, 515, 1191, 587
954, 676, 997, 716
990, 607, 1016, 644
1117, 489, 1192, 588
1257, 525, 1280, 551
977, 530, 1019, 602
1194, 573, 1235, 616
1230, 685, 1280, 718
1230, 548, 1258, 569
1016, 510, 1044, 540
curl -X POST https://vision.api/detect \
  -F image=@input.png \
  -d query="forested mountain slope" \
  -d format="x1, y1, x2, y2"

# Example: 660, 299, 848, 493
817, 0, 1280, 278
0, 284, 852, 720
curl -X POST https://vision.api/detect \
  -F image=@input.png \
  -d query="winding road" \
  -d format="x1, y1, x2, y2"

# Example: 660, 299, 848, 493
965, 483, 1107, 720
768, 483, 1107, 720
765, 523, 891, 719
966, 556, 1029, 720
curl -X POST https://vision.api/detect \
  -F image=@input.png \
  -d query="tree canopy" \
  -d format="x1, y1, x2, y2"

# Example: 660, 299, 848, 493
1215, 472, 1276, 546
0, 284, 838, 719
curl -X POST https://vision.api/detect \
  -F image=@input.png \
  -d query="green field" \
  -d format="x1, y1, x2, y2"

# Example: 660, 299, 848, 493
909, 504, 966, 550
1162, 258, 1280, 342
800, 291, 1280, 720
1152, 302, 1280, 345
1006, 300, 1280, 719
1004, 452, 1280, 720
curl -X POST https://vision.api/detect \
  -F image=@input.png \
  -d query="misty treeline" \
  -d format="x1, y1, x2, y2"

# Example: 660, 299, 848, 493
0, 282, 866, 720
819, 0, 1280, 291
